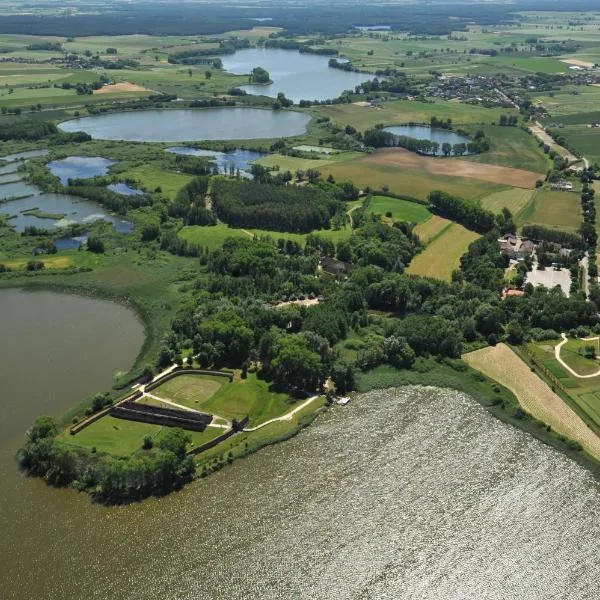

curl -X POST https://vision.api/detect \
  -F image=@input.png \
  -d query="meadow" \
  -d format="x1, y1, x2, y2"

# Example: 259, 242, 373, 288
518, 188, 582, 232
365, 195, 432, 224
406, 222, 479, 281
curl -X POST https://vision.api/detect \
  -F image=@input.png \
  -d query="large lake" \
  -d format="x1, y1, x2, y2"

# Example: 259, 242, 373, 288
1, 291, 600, 600
221, 48, 370, 102
58, 108, 311, 142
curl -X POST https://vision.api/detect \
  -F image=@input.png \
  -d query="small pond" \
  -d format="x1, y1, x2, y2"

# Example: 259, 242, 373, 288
221, 48, 370, 102
107, 182, 144, 196
0, 163, 19, 176
383, 125, 473, 154
48, 156, 115, 185
166, 147, 265, 174
58, 108, 311, 142
54, 235, 88, 250
0, 179, 39, 200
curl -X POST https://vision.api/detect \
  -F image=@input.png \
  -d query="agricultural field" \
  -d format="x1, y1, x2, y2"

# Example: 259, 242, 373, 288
523, 340, 600, 434
365, 195, 432, 224
464, 343, 600, 461
406, 222, 479, 281
412, 215, 452, 243
321, 150, 509, 201
255, 151, 362, 173
320, 99, 514, 132
518, 188, 582, 232
479, 188, 535, 216
463, 125, 550, 174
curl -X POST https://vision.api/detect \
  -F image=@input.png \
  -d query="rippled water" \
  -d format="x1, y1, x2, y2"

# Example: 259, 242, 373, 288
3, 380, 600, 599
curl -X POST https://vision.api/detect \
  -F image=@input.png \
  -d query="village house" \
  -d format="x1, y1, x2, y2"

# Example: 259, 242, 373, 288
551, 180, 574, 191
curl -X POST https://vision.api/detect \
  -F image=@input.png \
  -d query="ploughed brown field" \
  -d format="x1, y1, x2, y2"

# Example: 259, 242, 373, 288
362, 148, 543, 189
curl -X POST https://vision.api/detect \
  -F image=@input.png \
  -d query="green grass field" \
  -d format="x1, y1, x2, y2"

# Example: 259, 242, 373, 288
366, 195, 432, 223
412, 215, 452, 243
120, 166, 193, 199
559, 338, 600, 377
406, 222, 480, 281
153, 372, 294, 426
518, 188, 582, 232
255, 151, 362, 173
480, 188, 535, 216
179, 222, 353, 250
62, 416, 223, 456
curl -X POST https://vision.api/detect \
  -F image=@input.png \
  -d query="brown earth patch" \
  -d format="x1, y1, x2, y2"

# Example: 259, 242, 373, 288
94, 82, 150, 94
362, 148, 542, 189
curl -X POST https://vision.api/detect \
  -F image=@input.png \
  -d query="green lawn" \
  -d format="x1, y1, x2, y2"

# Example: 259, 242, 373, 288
179, 222, 353, 250
150, 372, 295, 426
519, 188, 582, 232
559, 338, 600, 377
120, 166, 193, 199
62, 416, 223, 456
366, 195, 432, 224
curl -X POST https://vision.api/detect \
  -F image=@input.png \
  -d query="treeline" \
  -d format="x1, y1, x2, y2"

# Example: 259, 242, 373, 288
66, 184, 151, 215
428, 190, 497, 234
0, 119, 91, 143
211, 177, 342, 233
167, 38, 249, 64
18, 417, 195, 504
521, 225, 584, 249
264, 39, 338, 56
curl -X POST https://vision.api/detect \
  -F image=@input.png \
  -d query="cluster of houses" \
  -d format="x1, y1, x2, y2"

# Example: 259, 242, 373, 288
550, 180, 575, 191
425, 75, 513, 107
499, 234, 536, 261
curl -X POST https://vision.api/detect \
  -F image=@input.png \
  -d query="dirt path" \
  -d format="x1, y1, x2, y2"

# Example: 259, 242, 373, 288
555, 333, 600, 379
464, 343, 600, 461
528, 122, 579, 163
243, 395, 320, 432
364, 148, 542, 189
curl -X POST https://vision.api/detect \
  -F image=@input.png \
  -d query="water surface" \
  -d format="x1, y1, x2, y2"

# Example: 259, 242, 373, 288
166, 146, 265, 174
1, 355, 599, 600
107, 182, 144, 196
58, 108, 311, 142
48, 156, 114, 185
384, 124, 472, 154
0, 149, 48, 163
221, 48, 370, 102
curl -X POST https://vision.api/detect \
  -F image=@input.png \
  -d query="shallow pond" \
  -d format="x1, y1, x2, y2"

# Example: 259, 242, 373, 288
58, 108, 311, 142
221, 48, 370, 102
48, 156, 114, 185
166, 146, 265, 173
384, 124, 473, 154
0, 179, 132, 233
107, 182, 144, 196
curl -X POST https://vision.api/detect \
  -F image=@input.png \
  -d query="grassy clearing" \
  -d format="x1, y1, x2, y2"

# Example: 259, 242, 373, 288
479, 188, 535, 216
559, 338, 600, 377
119, 166, 193, 199
366, 195, 432, 224
62, 416, 223, 456
153, 374, 228, 407
412, 215, 452, 243
518, 188, 582, 232
406, 223, 479, 281
153, 372, 294, 426
255, 151, 362, 173
3, 255, 72, 269
465, 344, 600, 461
179, 222, 352, 250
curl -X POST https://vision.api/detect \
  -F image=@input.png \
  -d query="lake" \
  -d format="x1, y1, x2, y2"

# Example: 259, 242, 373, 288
0, 149, 48, 163
48, 156, 114, 185
221, 48, 370, 102
1, 298, 600, 600
166, 147, 265, 174
58, 108, 311, 142
384, 124, 472, 154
